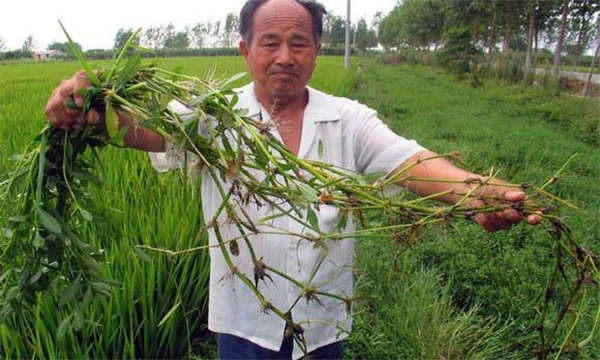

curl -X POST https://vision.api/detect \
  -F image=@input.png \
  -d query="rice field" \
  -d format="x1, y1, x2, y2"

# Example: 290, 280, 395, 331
1, 56, 599, 359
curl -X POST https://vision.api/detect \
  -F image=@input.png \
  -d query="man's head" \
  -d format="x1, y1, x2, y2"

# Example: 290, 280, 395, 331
239, 0, 327, 101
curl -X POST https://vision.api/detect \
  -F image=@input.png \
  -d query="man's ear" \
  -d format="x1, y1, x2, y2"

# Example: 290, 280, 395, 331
240, 40, 249, 59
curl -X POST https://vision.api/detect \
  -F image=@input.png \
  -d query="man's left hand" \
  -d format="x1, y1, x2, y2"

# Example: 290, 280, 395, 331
471, 190, 542, 232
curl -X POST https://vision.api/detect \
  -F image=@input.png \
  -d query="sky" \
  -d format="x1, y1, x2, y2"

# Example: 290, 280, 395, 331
0, 0, 398, 51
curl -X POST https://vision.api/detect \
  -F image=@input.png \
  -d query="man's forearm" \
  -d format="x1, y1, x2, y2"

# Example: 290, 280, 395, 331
395, 150, 513, 206
119, 116, 165, 152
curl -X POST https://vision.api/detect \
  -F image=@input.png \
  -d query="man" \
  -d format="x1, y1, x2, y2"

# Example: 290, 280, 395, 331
45, 0, 540, 358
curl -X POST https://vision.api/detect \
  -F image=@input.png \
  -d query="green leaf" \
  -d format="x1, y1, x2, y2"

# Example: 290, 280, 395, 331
297, 183, 318, 203
0, 228, 13, 238
317, 139, 324, 160
64, 98, 78, 110
306, 207, 320, 231
79, 208, 93, 221
105, 27, 142, 81
91, 281, 112, 296
188, 91, 217, 107
336, 212, 348, 231
133, 246, 152, 262
8, 215, 28, 222
158, 301, 181, 328
117, 52, 141, 87
37, 208, 62, 234
105, 102, 123, 146
58, 21, 100, 86
72, 310, 84, 331
28, 265, 45, 284
32, 234, 45, 248
59, 276, 81, 307
230, 94, 239, 108
221, 72, 246, 89
57, 314, 73, 340
5, 286, 20, 301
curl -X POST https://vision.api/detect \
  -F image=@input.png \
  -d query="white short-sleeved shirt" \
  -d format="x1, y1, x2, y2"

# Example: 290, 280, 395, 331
149, 83, 425, 359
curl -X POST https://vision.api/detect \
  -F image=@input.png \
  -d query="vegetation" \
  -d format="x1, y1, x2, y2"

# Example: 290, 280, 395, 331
0, 24, 599, 360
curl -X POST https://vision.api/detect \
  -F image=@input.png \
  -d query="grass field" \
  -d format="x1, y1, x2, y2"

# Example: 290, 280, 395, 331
1, 56, 599, 359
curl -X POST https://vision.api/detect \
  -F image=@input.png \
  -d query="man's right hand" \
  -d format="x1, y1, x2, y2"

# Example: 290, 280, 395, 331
44, 70, 165, 152
45, 70, 102, 132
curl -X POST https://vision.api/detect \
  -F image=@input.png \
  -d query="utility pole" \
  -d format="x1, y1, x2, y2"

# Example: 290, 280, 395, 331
344, 0, 351, 69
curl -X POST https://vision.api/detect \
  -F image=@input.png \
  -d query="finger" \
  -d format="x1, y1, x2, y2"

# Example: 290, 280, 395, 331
504, 190, 527, 203
73, 71, 91, 108
472, 213, 497, 233
46, 96, 75, 129
86, 109, 101, 125
74, 114, 86, 125
502, 208, 523, 224
480, 212, 512, 231
72, 124, 83, 131
526, 214, 542, 225
65, 106, 82, 116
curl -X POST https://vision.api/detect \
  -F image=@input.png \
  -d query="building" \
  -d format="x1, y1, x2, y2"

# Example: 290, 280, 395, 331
33, 50, 65, 61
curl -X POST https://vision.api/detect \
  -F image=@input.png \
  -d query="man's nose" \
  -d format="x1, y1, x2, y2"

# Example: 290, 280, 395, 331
274, 44, 294, 67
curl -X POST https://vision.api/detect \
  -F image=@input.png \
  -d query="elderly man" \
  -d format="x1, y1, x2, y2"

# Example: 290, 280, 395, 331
45, 0, 540, 358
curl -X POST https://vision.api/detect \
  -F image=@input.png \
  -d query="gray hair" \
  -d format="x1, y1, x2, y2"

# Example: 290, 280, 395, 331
239, 0, 327, 44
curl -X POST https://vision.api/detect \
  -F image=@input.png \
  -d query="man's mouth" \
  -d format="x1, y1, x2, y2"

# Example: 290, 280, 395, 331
269, 70, 299, 77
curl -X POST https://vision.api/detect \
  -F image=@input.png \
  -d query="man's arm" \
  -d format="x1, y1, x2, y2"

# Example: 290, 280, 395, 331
395, 150, 541, 232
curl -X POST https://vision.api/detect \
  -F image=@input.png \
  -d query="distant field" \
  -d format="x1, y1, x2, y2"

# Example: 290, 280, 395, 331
1, 56, 599, 359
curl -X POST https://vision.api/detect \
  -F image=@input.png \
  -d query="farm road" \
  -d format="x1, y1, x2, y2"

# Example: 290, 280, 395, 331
535, 68, 600, 84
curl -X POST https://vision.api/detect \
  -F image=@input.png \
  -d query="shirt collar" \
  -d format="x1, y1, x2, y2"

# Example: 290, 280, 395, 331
235, 82, 341, 123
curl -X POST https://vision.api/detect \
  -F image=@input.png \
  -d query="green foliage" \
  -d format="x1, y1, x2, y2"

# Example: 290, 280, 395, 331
163, 31, 189, 50
354, 18, 378, 50
438, 27, 482, 76
322, 14, 346, 46
114, 28, 140, 51
347, 59, 600, 358
47, 42, 81, 58
379, 0, 445, 50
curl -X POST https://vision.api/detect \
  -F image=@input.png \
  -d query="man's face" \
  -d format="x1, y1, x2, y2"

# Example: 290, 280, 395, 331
240, 0, 321, 100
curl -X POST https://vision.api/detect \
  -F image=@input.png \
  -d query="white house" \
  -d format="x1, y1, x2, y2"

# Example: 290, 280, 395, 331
33, 50, 65, 61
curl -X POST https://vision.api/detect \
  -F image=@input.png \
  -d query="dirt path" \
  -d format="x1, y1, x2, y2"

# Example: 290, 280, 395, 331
535, 68, 600, 84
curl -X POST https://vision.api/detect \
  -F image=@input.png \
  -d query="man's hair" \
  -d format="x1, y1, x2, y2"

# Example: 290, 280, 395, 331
239, 0, 327, 44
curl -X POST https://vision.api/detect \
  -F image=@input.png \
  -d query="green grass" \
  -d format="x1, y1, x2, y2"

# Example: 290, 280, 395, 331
347, 59, 600, 359
1, 56, 599, 359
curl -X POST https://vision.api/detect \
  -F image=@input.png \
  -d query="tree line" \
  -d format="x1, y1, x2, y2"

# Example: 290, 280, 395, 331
378, 0, 600, 81
0, 9, 379, 61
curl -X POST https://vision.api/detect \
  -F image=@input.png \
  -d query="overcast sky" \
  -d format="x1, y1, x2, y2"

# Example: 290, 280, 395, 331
0, 0, 398, 51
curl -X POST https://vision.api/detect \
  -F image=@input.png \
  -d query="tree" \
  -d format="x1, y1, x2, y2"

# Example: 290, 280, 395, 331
142, 26, 166, 49
0, 36, 5, 51
222, 13, 240, 48
163, 31, 189, 50
323, 14, 346, 46
378, 5, 403, 49
188, 23, 207, 49
524, 0, 538, 81
22, 35, 35, 52
47, 41, 81, 57
553, 0, 570, 77
114, 28, 139, 50
354, 18, 378, 50
582, 14, 600, 97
